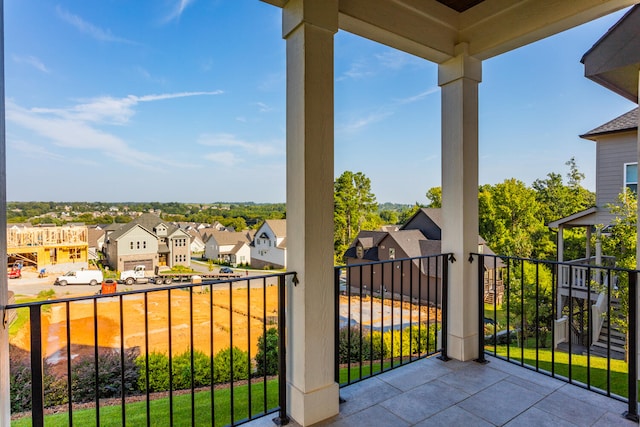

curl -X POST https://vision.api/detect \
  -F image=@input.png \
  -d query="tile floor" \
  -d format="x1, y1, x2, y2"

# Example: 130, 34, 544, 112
247, 355, 639, 426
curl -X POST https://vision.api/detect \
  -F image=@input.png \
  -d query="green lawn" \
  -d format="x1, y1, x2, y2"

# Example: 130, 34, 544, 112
12, 381, 280, 427
488, 344, 640, 399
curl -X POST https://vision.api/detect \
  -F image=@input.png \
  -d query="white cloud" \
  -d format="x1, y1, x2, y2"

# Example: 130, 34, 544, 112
9, 140, 65, 160
204, 151, 241, 166
397, 87, 439, 104
56, 6, 136, 44
254, 102, 273, 113
339, 111, 394, 133
337, 59, 374, 81
163, 0, 196, 23
5, 91, 222, 170
12, 54, 50, 73
375, 51, 423, 70
198, 133, 279, 156
31, 91, 223, 125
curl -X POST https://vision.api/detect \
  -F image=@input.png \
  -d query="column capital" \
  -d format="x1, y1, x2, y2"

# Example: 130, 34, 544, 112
438, 43, 482, 86
283, 0, 338, 39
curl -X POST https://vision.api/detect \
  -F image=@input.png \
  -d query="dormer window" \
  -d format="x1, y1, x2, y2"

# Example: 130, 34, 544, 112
356, 245, 364, 259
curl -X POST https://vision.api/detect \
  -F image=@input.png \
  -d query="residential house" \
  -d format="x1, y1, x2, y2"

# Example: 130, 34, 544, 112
187, 229, 206, 254
345, 208, 503, 305
250, 219, 286, 269
87, 225, 105, 261
103, 213, 191, 272
203, 230, 254, 266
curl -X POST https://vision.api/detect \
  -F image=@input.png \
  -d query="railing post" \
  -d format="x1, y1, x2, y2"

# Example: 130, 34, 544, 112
624, 271, 639, 422
273, 274, 290, 426
334, 267, 340, 385
475, 254, 487, 364
30, 305, 44, 427
437, 254, 450, 361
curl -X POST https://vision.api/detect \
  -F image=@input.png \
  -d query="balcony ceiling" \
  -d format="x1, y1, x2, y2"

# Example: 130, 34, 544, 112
263, 0, 638, 63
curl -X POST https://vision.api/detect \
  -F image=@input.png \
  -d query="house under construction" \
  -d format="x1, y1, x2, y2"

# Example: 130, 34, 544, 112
7, 225, 89, 272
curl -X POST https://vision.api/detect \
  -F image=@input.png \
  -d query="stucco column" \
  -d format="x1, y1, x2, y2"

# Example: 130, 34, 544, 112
282, 0, 339, 425
438, 43, 481, 361
0, 1, 9, 424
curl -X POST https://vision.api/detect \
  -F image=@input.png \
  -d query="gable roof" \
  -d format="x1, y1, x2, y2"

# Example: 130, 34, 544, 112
344, 230, 388, 260
108, 222, 157, 241
207, 230, 253, 246
580, 108, 638, 140
264, 219, 286, 238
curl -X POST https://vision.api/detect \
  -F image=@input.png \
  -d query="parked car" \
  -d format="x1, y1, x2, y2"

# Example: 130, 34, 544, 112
220, 267, 234, 274
8, 268, 21, 279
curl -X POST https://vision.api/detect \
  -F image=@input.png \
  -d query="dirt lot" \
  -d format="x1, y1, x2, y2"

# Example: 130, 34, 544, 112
11, 285, 281, 363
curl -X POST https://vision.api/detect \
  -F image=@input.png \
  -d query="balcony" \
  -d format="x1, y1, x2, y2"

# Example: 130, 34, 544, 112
7, 254, 639, 426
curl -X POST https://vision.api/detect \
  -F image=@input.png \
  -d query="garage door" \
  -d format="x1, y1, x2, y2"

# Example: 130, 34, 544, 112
123, 259, 153, 271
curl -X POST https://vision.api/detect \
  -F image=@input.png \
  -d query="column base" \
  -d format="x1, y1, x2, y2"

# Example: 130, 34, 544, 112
287, 381, 339, 426
447, 333, 479, 361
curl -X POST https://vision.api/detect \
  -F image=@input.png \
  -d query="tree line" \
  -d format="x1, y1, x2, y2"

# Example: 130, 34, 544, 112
333, 158, 597, 262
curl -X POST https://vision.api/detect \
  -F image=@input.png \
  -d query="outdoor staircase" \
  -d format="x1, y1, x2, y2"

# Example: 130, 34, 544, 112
589, 319, 626, 361
590, 299, 626, 360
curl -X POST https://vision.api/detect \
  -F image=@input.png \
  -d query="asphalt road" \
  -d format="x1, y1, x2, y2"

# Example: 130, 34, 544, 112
8, 261, 279, 298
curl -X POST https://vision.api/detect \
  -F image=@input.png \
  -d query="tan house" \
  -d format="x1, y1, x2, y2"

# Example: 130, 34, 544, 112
203, 230, 254, 266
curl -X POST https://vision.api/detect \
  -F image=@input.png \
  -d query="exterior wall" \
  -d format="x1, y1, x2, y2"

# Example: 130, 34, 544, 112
112, 227, 159, 272
119, 255, 156, 272
204, 238, 219, 260
169, 234, 190, 267
251, 223, 286, 268
595, 131, 637, 226
234, 244, 251, 265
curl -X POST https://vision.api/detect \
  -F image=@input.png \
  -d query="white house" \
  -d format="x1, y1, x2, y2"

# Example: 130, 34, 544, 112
203, 230, 254, 266
250, 219, 286, 269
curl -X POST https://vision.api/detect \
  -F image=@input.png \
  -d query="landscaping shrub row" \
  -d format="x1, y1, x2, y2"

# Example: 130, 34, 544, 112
11, 329, 279, 413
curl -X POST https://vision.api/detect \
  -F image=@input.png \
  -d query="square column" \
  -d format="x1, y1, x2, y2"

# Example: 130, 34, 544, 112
438, 43, 482, 361
282, 0, 339, 425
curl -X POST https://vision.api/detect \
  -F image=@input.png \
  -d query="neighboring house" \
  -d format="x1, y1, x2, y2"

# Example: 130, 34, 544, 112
345, 208, 503, 305
103, 213, 191, 272
187, 229, 206, 254
250, 219, 287, 269
203, 230, 254, 266
87, 225, 105, 261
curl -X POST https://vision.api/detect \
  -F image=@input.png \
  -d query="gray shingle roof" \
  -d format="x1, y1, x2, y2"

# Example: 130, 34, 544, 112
580, 108, 638, 139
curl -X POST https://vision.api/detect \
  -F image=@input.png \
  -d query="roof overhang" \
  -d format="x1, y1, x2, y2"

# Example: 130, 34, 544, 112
262, 0, 636, 63
548, 207, 598, 229
582, 5, 640, 102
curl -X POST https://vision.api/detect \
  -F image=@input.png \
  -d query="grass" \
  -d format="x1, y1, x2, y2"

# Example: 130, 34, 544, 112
12, 380, 280, 427
488, 344, 640, 399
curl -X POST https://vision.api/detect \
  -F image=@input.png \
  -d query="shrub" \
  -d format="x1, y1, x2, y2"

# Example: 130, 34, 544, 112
171, 350, 212, 390
338, 326, 372, 363
10, 361, 70, 413
71, 349, 139, 402
136, 352, 170, 392
213, 347, 249, 383
255, 328, 279, 376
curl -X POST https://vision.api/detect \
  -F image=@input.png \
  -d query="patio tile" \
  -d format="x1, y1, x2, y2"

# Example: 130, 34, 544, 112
437, 361, 509, 395
486, 357, 566, 394
457, 378, 545, 425
379, 379, 470, 424
504, 407, 579, 427
315, 404, 410, 427
534, 389, 609, 426
554, 383, 634, 415
592, 411, 640, 426
337, 376, 401, 417
413, 405, 495, 427
377, 356, 455, 392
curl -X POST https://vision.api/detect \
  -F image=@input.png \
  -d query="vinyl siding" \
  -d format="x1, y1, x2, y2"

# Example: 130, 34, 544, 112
595, 131, 636, 225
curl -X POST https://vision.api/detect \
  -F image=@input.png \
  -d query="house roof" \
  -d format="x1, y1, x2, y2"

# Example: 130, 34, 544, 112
580, 108, 638, 140
87, 227, 105, 248
547, 207, 598, 228
581, 5, 640, 102
265, 219, 286, 238
108, 222, 157, 242
344, 230, 388, 260
207, 230, 253, 246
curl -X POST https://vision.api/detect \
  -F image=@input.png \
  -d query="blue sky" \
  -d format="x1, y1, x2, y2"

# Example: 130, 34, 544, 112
5, 1, 637, 204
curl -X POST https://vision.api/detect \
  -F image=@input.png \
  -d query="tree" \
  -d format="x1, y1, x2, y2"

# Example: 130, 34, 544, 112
425, 187, 442, 208
334, 171, 378, 261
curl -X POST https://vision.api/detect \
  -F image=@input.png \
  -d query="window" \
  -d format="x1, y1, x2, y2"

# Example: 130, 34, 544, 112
130, 242, 134, 250
389, 247, 395, 260
137, 241, 140, 249
143, 241, 147, 249
69, 248, 81, 260
356, 245, 364, 259
625, 163, 637, 194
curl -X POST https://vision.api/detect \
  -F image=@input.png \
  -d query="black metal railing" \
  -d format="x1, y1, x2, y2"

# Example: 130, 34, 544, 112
7, 272, 294, 427
334, 254, 452, 387
472, 253, 639, 422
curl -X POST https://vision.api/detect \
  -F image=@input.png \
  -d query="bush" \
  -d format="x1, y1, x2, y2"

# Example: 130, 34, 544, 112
213, 347, 249, 383
10, 361, 69, 413
255, 328, 279, 376
338, 326, 372, 363
136, 352, 169, 392
171, 350, 212, 390
71, 349, 140, 402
